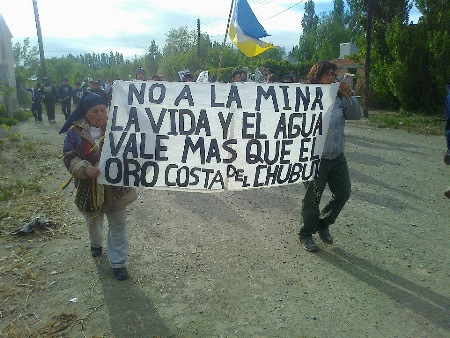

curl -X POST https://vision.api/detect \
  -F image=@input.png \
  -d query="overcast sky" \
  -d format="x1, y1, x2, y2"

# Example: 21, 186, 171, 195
0, 0, 421, 59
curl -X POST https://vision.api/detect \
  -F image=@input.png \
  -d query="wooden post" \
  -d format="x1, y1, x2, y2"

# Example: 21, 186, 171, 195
363, 0, 373, 117
32, 0, 47, 80
217, 0, 235, 80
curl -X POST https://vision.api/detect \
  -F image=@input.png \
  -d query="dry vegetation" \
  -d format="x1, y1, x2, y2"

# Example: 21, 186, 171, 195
0, 129, 82, 337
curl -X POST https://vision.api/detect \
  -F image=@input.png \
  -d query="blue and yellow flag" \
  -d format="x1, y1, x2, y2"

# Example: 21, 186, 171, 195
228, 0, 274, 57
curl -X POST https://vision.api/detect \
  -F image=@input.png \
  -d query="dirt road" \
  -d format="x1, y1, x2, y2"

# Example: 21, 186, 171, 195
1, 114, 449, 337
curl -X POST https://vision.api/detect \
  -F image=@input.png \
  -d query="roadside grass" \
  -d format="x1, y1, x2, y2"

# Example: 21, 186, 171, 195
365, 110, 446, 136
0, 179, 42, 202
0, 131, 65, 228
0, 125, 78, 337
0, 133, 43, 203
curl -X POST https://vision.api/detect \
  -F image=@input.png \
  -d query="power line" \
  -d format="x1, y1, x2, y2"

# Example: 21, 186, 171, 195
195, 0, 304, 33
265, 1, 304, 21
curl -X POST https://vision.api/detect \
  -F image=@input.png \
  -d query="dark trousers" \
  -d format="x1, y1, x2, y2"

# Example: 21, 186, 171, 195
445, 119, 450, 152
44, 101, 56, 121
299, 153, 351, 237
31, 102, 42, 121
61, 100, 71, 119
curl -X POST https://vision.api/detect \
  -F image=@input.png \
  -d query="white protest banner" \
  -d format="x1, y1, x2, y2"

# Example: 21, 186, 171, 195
97, 81, 339, 191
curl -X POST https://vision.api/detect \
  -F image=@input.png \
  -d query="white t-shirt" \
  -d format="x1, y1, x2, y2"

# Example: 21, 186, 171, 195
90, 126, 102, 145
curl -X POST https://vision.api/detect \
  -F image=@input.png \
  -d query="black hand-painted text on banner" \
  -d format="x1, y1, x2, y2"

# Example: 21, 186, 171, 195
98, 81, 338, 191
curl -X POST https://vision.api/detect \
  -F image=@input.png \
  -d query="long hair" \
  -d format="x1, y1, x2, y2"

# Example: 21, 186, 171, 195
306, 61, 337, 84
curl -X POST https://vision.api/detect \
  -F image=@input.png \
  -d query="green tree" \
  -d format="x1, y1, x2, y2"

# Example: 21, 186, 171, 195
144, 40, 163, 76
346, 0, 416, 110
302, 0, 319, 33
413, 0, 450, 112
163, 27, 197, 56
297, 0, 356, 62
297, 0, 319, 61
332, 0, 346, 26
12, 39, 41, 105
13, 38, 39, 69
315, 11, 352, 60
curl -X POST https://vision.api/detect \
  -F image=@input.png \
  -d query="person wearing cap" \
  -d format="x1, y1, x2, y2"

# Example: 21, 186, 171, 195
60, 92, 137, 280
135, 67, 146, 80
42, 77, 58, 123
58, 77, 73, 120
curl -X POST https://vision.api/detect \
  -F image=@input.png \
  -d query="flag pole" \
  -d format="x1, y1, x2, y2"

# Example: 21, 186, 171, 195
217, 0, 235, 79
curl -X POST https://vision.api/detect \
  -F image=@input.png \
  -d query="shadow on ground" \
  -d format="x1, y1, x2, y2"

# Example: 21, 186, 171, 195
319, 247, 450, 330
96, 261, 174, 337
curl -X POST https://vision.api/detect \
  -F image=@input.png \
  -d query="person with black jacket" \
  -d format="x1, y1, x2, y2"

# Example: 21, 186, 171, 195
58, 77, 73, 120
73, 81, 84, 105
42, 78, 58, 123
25, 82, 43, 122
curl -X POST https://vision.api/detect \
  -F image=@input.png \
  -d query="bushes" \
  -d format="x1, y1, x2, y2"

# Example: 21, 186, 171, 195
0, 105, 31, 129
0, 103, 6, 118
13, 109, 32, 122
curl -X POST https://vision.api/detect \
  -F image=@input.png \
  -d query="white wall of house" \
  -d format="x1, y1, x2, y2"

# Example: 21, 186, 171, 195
0, 14, 18, 117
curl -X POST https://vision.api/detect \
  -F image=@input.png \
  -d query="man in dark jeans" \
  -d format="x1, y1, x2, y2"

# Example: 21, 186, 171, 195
42, 78, 58, 123
58, 77, 73, 120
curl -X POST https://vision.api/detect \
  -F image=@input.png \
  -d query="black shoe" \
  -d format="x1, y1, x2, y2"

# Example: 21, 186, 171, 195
299, 236, 318, 252
113, 267, 129, 281
318, 228, 333, 245
91, 246, 102, 257
445, 189, 450, 199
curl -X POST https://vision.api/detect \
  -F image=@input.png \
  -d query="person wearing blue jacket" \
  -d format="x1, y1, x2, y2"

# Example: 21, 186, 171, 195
299, 61, 362, 252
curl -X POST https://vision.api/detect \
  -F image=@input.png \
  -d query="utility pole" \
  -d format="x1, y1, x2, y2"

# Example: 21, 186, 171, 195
197, 18, 201, 58
364, 0, 373, 117
218, 0, 235, 80
32, 0, 47, 79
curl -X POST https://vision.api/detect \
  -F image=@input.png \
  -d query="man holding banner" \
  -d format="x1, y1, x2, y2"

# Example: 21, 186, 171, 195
298, 61, 362, 252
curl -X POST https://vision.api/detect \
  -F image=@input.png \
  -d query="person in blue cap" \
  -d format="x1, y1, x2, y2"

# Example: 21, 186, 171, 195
60, 92, 137, 280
